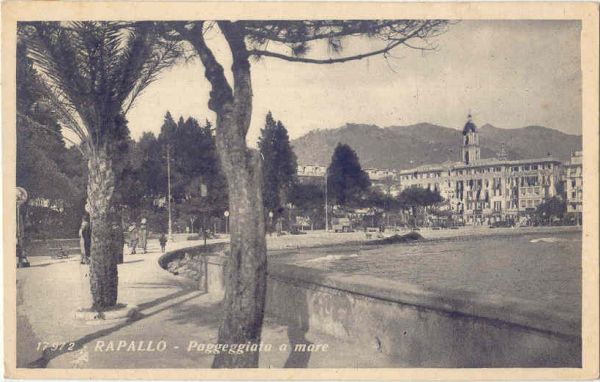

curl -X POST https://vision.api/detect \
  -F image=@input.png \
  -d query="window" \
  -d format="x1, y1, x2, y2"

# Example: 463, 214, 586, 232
520, 200, 526, 208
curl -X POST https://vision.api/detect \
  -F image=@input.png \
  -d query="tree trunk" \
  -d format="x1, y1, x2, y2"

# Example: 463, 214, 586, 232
86, 146, 118, 310
211, 114, 267, 369
183, 21, 267, 368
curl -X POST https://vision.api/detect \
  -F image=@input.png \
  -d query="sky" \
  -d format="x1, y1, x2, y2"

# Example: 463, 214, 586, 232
126, 20, 582, 146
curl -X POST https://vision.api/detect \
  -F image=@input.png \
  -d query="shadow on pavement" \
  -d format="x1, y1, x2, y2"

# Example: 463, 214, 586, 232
166, 300, 223, 330
26, 289, 205, 368
277, 281, 311, 368
121, 259, 145, 265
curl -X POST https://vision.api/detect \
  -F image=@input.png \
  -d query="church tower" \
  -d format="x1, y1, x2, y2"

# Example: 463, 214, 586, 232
461, 114, 480, 165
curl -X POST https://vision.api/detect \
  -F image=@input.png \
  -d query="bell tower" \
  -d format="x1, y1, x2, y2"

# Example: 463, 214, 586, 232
461, 114, 480, 165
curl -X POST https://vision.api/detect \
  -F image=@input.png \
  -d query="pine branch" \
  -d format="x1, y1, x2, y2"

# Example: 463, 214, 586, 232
249, 39, 405, 64
246, 20, 447, 64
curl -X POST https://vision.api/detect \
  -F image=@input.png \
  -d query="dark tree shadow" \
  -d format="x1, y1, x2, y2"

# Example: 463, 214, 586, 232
120, 259, 144, 265
26, 289, 205, 368
281, 285, 311, 368
166, 300, 223, 330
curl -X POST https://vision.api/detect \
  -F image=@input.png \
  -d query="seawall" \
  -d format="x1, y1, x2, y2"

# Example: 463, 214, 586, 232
158, 242, 581, 367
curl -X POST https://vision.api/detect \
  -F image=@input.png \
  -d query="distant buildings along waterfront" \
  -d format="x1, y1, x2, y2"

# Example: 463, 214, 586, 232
297, 115, 583, 225
563, 150, 583, 216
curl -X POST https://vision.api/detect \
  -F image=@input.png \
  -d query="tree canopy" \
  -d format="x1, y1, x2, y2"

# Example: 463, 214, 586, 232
397, 187, 444, 210
258, 112, 298, 215
20, 21, 182, 151
16, 40, 87, 237
536, 196, 566, 219
327, 143, 371, 206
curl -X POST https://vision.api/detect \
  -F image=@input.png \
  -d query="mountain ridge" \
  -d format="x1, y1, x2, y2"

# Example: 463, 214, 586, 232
291, 122, 582, 170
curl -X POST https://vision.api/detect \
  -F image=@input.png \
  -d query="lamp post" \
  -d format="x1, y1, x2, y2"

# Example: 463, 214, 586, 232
224, 210, 229, 234
16, 187, 30, 268
166, 143, 173, 242
200, 182, 208, 247
324, 169, 329, 232
287, 202, 293, 232
268, 210, 274, 236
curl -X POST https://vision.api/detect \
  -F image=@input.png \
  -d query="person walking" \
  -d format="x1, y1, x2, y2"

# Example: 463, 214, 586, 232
79, 215, 91, 264
158, 232, 167, 253
128, 223, 138, 255
110, 209, 124, 264
139, 218, 149, 254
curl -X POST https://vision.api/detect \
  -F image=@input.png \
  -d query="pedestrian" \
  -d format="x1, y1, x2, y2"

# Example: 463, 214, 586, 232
79, 215, 91, 264
109, 209, 124, 264
139, 218, 149, 254
159, 232, 167, 253
128, 223, 138, 255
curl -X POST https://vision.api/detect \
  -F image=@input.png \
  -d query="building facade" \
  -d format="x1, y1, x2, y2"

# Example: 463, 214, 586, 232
297, 164, 327, 186
397, 116, 562, 224
564, 150, 583, 218
297, 115, 580, 225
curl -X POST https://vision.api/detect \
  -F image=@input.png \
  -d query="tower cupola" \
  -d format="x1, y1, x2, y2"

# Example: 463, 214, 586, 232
461, 114, 480, 165
462, 114, 477, 135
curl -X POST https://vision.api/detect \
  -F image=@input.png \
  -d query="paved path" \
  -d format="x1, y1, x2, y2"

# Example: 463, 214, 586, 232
16, 238, 394, 369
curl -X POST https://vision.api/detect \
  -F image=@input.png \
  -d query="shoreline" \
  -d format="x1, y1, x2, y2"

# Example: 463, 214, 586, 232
265, 225, 581, 254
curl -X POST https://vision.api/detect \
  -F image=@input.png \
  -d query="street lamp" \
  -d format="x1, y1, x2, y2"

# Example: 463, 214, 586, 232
268, 210, 274, 236
16, 187, 30, 268
200, 182, 208, 246
166, 143, 173, 242
324, 169, 329, 232
224, 210, 229, 234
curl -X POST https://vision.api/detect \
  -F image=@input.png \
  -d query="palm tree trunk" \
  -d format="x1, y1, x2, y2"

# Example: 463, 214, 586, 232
86, 146, 118, 310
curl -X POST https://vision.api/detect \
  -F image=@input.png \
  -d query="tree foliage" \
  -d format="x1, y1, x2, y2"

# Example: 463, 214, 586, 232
536, 196, 566, 219
397, 187, 444, 211
121, 112, 227, 232
258, 112, 298, 215
20, 21, 182, 150
16, 40, 87, 238
327, 143, 371, 206
289, 182, 327, 229
361, 188, 399, 210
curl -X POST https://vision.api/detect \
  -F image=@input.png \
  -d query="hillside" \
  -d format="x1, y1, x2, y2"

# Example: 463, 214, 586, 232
291, 122, 581, 169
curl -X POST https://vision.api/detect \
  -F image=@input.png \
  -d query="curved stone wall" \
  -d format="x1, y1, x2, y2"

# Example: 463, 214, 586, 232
158, 243, 581, 367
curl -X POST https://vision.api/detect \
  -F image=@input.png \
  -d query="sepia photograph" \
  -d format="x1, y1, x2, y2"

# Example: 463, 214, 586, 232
3, 1, 598, 380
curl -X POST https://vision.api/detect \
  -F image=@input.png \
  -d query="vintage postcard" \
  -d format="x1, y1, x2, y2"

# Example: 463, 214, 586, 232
2, 1, 598, 380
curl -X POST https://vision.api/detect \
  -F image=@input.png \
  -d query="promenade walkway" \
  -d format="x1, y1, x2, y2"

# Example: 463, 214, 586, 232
16, 237, 394, 369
